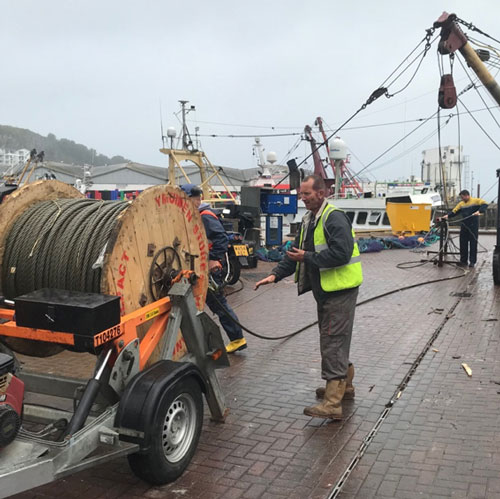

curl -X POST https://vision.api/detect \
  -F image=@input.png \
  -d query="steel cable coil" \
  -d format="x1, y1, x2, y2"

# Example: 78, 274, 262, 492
2, 199, 129, 299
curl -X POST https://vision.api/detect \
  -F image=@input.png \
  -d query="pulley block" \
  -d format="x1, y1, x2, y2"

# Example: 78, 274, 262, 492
438, 74, 457, 109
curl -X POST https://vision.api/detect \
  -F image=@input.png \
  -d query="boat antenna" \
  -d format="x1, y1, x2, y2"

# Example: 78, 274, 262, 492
160, 100, 166, 148
179, 100, 196, 151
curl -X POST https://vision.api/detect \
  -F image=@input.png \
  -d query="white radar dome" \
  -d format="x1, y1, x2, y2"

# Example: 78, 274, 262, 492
329, 137, 347, 160
167, 127, 177, 138
266, 151, 277, 164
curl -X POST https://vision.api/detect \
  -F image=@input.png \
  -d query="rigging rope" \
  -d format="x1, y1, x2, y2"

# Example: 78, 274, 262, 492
365, 115, 453, 173
386, 33, 438, 98
272, 26, 439, 187
458, 97, 500, 151
456, 17, 500, 46
456, 56, 500, 130
437, 107, 449, 209
354, 110, 440, 177
2, 199, 129, 299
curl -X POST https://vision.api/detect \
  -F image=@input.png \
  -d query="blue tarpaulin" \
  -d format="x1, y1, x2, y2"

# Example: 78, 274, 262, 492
256, 234, 439, 261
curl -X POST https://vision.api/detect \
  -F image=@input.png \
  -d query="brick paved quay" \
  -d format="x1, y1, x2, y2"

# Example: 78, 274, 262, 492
10, 234, 500, 499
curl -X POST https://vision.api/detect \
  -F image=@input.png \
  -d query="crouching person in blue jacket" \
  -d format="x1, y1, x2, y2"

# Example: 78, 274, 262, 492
181, 184, 247, 353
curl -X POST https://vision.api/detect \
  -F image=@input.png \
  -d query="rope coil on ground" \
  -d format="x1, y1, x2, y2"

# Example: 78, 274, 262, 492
2, 198, 129, 299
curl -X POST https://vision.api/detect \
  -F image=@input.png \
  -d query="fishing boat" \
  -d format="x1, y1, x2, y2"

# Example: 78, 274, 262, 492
249, 135, 441, 233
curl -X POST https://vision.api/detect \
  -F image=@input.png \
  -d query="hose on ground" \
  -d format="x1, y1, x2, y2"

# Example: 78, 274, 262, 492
209, 268, 468, 341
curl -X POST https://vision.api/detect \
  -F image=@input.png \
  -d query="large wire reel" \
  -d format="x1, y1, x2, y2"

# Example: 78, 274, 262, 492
0, 181, 209, 358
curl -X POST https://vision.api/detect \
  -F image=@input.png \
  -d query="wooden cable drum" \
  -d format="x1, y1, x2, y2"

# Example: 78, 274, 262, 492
0, 180, 208, 358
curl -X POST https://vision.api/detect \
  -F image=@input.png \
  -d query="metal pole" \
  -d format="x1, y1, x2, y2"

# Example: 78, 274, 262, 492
494, 169, 500, 285
438, 221, 445, 267
334, 160, 342, 198
180, 100, 188, 150
64, 349, 112, 437
440, 153, 448, 207
496, 169, 500, 248
459, 43, 500, 106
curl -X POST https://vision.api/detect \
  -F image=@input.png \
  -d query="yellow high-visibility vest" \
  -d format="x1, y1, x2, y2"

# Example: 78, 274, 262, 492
296, 204, 363, 292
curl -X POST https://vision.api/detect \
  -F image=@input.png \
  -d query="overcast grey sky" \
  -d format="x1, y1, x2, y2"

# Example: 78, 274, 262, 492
2, 1, 500, 199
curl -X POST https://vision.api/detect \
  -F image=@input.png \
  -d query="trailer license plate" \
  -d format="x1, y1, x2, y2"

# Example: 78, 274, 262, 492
233, 245, 248, 256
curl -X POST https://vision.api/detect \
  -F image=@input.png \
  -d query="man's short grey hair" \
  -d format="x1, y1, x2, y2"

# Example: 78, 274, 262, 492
302, 174, 326, 192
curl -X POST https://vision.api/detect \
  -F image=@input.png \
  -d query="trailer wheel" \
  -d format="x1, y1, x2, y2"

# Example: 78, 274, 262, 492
128, 376, 203, 485
226, 255, 241, 285
0, 341, 21, 373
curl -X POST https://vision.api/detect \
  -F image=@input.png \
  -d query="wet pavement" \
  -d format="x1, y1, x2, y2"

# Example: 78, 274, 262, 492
9, 234, 500, 498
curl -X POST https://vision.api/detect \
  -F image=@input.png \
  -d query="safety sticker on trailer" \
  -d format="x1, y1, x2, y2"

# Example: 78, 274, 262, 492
145, 308, 160, 320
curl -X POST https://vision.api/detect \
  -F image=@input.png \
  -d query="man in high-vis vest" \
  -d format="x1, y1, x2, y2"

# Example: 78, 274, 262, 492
255, 175, 362, 420
181, 184, 247, 354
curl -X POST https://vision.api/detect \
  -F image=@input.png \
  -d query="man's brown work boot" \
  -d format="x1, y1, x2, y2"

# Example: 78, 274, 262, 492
316, 364, 355, 400
304, 380, 346, 419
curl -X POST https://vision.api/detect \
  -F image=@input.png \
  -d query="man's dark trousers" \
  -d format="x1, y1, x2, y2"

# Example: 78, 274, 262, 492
205, 268, 244, 341
317, 287, 358, 381
459, 223, 478, 265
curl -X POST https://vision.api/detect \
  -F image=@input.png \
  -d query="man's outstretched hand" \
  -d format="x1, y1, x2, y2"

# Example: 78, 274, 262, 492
254, 275, 276, 290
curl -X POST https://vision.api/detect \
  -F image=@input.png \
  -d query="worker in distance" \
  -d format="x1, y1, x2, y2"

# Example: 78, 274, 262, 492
440, 189, 488, 268
255, 175, 362, 420
181, 184, 247, 354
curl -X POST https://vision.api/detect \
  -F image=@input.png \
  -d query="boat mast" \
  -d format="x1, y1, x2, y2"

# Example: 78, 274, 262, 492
159, 100, 236, 204
304, 125, 328, 180
316, 117, 363, 198
253, 138, 267, 171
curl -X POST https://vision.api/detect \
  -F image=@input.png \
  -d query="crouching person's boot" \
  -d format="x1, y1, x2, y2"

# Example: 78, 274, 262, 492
316, 363, 355, 400
304, 379, 346, 420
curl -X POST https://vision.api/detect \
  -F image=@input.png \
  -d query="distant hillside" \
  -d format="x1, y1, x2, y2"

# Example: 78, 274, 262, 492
0, 125, 129, 166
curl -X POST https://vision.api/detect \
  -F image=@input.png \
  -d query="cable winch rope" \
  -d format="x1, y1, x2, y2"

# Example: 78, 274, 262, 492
2, 199, 129, 299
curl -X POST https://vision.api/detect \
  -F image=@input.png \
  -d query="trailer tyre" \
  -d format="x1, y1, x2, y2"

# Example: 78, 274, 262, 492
128, 376, 203, 485
226, 255, 241, 285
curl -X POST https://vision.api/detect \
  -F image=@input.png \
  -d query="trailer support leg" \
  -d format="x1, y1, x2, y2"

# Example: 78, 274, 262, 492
162, 282, 229, 422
